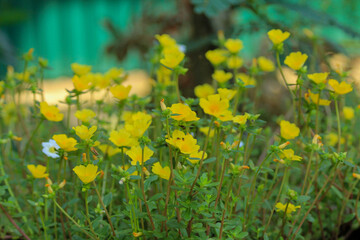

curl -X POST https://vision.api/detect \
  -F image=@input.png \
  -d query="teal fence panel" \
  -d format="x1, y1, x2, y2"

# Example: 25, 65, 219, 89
4, 0, 143, 78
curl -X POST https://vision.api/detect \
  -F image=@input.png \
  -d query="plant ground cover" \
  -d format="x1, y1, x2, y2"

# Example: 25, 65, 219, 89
0, 30, 359, 239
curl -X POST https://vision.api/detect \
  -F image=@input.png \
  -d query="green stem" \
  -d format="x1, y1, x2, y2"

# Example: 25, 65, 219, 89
39, 209, 48, 240
277, 199, 290, 239
219, 178, 235, 239
174, 72, 181, 102
335, 98, 341, 152
93, 181, 116, 236
289, 164, 338, 239
315, 91, 321, 133
276, 51, 295, 100
264, 166, 288, 234
53, 199, 97, 240
140, 148, 156, 230
188, 118, 214, 197
21, 118, 44, 158
335, 179, 359, 238
244, 152, 273, 230
301, 149, 314, 195
54, 200, 58, 240
85, 191, 98, 238
0, 149, 33, 235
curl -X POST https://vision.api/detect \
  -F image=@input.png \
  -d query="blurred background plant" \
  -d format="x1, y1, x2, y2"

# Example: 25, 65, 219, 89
2, 0, 360, 77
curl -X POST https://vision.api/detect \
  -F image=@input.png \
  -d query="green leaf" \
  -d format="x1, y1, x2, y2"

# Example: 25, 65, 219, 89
204, 157, 216, 164
238, 232, 249, 239
144, 174, 158, 191
149, 193, 164, 202
103, 192, 112, 207
297, 195, 310, 203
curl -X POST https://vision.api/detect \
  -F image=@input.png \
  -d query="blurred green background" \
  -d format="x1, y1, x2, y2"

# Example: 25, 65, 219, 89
1, 0, 360, 78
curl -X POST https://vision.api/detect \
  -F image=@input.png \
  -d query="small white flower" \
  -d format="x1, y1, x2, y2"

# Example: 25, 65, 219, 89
42, 139, 60, 158
119, 178, 125, 185
178, 44, 186, 53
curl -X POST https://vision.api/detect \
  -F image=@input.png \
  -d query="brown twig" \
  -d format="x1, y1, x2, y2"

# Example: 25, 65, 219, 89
0, 202, 31, 240
92, 181, 116, 236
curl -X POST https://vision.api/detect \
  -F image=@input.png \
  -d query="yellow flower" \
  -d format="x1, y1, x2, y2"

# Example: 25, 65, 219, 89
224, 39, 243, 53
152, 162, 170, 180
307, 90, 331, 106
166, 130, 200, 154
194, 84, 215, 98
328, 79, 352, 95
212, 70, 233, 83
160, 46, 185, 69
218, 88, 237, 100
126, 145, 154, 165
72, 75, 90, 91
200, 94, 231, 119
199, 127, 215, 138
325, 132, 344, 147
343, 107, 354, 120
308, 72, 329, 84
284, 52, 308, 70
188, 151, 207, 164
73, 164, 100, 184
71, 63, 91, 76
27, 165, 48, 179
275, 202, 300, 216
95, 75, 111, 89
280, 149, 302, 161
15, 71, 31, 82
40, 102, 64, 122
157, 66, 173, 85
166, 130, 186, 147
110, 85, 131, 100
73, 125, 97, 141
280, 120, 300, 140
75, 109, 96, 123
109, 129, 136, 148
267, 29, 290, 45
124, 112, 152, 138
53, 134, 78, 152
98, 144, 121, 157
233, 114, 248, 125
155, 34, 177, 47
258, 56, 275, 72
205, 49, 227, 66
105, 67, 123, 80
169, 103, 199, 122
227, 56, 243, 69
237, 73, 256, 86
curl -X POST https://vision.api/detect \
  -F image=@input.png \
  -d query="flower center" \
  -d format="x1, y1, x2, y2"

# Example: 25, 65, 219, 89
49, 147, 56, 153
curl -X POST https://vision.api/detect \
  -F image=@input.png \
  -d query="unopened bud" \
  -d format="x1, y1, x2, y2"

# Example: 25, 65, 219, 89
99, 170, 104, 179
279, 141, 290, 149
353, 173, 360, 179
240, 165, 250, 170
160, 99, 167, 111
82, 153, 87, 163
59, 179, 66, 189
274, 159, 285, 164
142, 167, 150, 176
12, 136, 22, 141
45, 184, 54, 194
133, 232, 143, 237
46, 177, 53, 185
